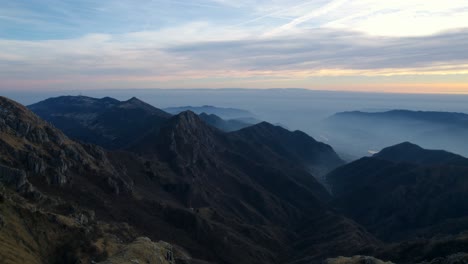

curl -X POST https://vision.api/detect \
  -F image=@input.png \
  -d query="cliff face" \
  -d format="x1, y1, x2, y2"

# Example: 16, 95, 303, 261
0, 96, 131, 194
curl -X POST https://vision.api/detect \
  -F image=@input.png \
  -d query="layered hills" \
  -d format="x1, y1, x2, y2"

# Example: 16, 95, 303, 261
2, 95, 468, 264
323, 109, 468, 157
2, 95, 370, 264
164, 105, 254, 120
198, 112, 253, 132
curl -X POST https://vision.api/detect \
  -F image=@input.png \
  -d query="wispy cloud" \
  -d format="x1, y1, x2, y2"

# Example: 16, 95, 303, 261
168, 28, 468, 73
1, 25, 468, 89
264, 0, 348, 36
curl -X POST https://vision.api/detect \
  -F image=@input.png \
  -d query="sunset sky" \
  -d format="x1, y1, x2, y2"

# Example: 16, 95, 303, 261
1, 0, 468, 93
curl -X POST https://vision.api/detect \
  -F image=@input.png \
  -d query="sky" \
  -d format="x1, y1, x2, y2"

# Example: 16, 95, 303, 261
1, 0, 468, 93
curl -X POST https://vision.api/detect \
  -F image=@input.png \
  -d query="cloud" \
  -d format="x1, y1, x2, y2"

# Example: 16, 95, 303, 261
264, 0, 348, 36
209, 0, 468, 37
1, 25, 468, 90
324, 0, 468, 36
167, 28, 468, 74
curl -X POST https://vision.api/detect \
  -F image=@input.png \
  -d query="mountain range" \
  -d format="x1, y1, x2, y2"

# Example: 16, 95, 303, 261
28, 96, 171, 149
163, 105, 255, 120
1, 95, 468, 264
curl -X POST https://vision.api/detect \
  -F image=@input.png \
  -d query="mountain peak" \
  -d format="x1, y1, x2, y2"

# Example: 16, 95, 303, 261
374, 142, 468, 166
99, 96, 120, 104
242, 121, 280, 132
126, 96, 142, 103
377, 141, 422, 153
166, 111, 211, 133
177, 110, 198, 118
0, 96, 116, 188
0, 96, 46, 130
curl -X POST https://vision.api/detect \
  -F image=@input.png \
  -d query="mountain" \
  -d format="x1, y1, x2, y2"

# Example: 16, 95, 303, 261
0, 96, 127, 191
198, 112, 253, 132
5, 95, 468, 264
327, 142, 468, 241
130, 110, 379, 263
322, 110, 468, 158
28, 96, 171, 149
2, 96, 378, 264
0, 96, 145, 263
164, 105, 256, 120
233, 122, 345, 185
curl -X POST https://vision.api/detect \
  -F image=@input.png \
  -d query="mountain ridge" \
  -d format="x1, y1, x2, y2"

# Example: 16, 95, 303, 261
28, 96, 171, 149
327, 142, 468, 242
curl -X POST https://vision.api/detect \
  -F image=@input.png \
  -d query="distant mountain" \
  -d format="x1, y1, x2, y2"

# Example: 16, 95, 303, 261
323, 109, 468, 158
29, 96, 171, 149
164, 105, 256, 120
198, 112, 254, 132
327, 142, 468, 241
334, 110, 468, 125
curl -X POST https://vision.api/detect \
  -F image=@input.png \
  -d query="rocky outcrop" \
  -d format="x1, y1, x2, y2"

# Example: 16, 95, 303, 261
98, 237, 175, 264
0, 96, 131, 193
0, 165, 29, 190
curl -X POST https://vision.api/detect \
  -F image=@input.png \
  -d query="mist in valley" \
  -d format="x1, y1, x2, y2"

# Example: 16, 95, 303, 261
5, 88, 468, 160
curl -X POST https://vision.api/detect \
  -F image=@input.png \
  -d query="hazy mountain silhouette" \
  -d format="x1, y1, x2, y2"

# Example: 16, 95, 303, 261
28, 96, 171, 149
164, 105, 256, 120
323, 110, 468, 158
198, 112, 254, 132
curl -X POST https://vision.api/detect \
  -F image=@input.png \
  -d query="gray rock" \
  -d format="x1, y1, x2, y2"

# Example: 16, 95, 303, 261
50, 174, 69, 186
0, 165, 29, 191
73, 210, 96, 225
